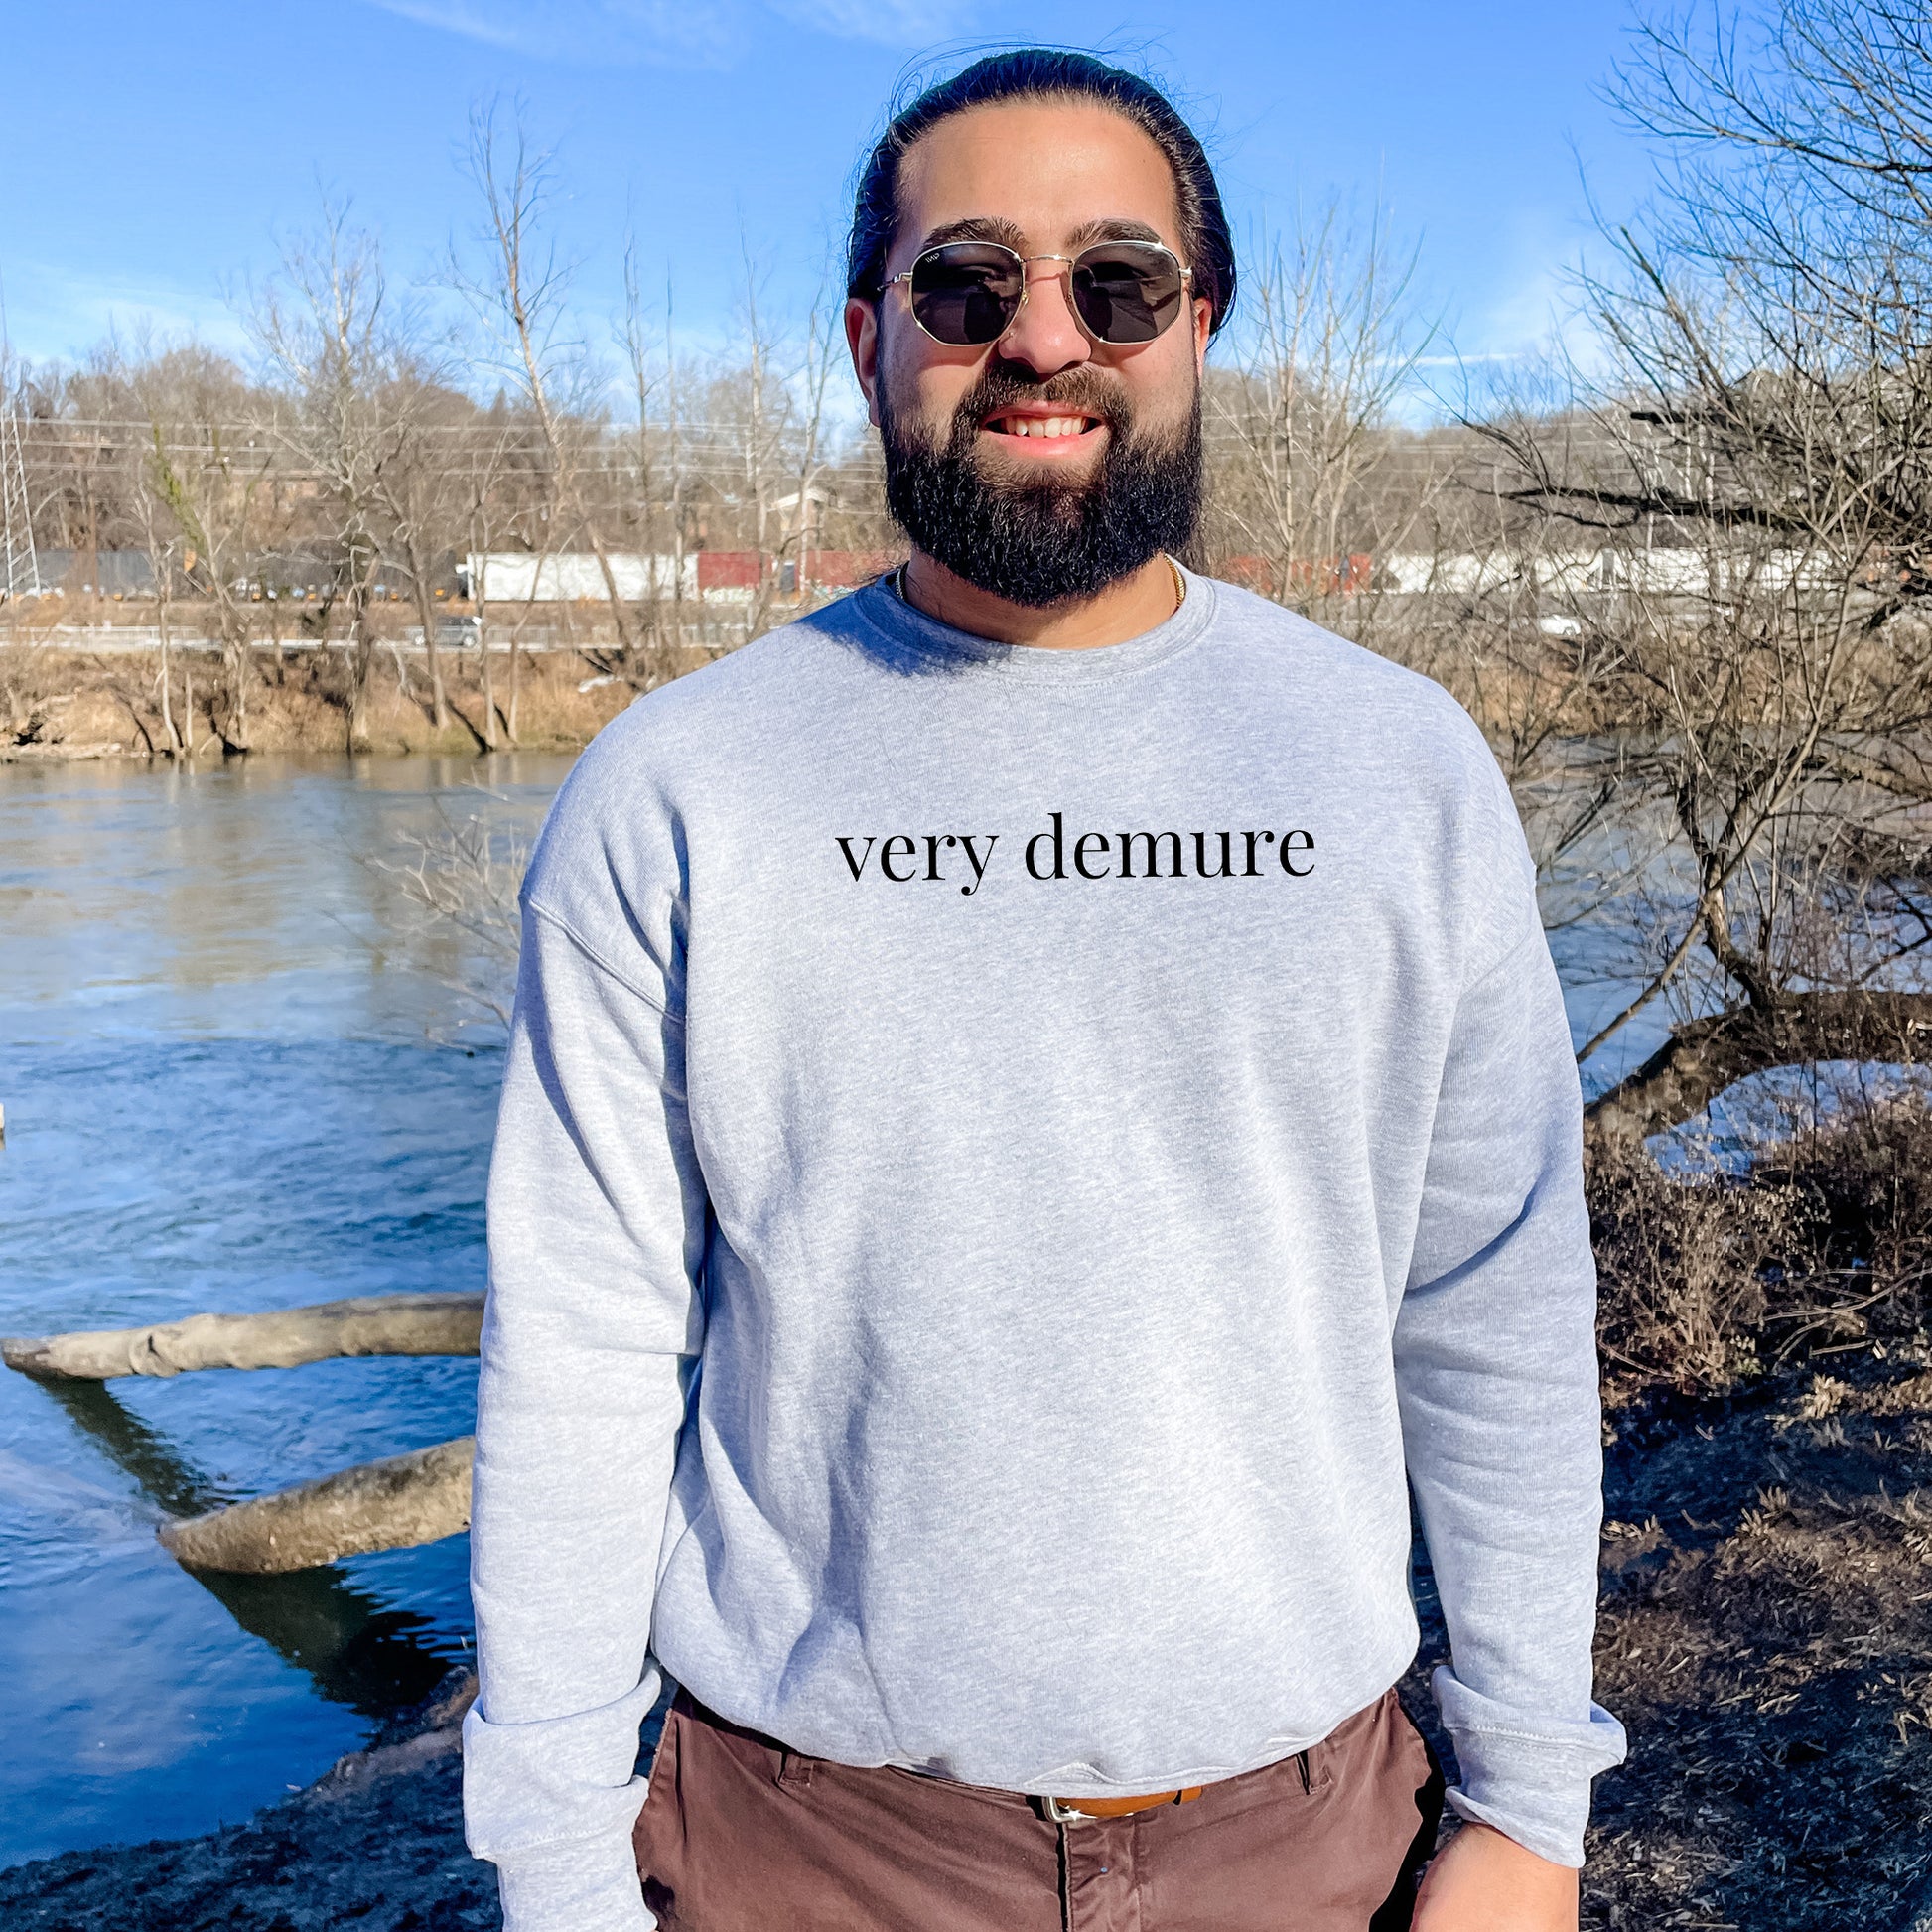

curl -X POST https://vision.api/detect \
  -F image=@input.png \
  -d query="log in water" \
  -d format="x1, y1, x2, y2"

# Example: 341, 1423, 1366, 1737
160, 1437, 476, 1574
1, 1291, 484, 1380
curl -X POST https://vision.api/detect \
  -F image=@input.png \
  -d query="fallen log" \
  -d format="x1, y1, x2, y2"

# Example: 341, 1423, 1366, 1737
1586, 989, 1932, 1143
1, 1291, 484, 1382
160, 1436, 476, 1574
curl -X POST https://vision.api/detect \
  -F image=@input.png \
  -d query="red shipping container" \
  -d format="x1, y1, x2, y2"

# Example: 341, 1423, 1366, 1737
697, 551, 762, 590
803, 550, 899, 588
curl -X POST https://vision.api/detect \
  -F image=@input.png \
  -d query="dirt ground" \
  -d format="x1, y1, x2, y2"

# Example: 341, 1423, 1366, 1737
1580, 1350, 1932, 1929
1386, 1352, 1923, 1932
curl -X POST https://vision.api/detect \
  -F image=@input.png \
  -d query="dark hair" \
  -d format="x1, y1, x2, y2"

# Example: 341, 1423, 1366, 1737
846, 49, 1236, 337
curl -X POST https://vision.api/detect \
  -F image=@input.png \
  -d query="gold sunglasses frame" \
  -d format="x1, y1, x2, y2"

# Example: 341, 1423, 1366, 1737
884, 239, 1195, 349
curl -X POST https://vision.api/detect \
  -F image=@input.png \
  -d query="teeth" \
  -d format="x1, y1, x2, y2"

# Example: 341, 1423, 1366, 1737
997, 416, 1090, 438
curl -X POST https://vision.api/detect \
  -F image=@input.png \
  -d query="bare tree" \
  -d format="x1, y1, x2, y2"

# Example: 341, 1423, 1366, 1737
1205, 199, 1444, 638
456, 102, 653, 688
619, 242, 697, 676
367, 789, 537, 1035
250, 204, 495, 751
249, 207, 396, 750
126, 348, 273, 752
88, 336, 190, 758
1480, 0, 1932, 1137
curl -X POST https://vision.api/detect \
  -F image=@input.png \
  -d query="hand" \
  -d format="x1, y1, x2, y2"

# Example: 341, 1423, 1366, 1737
1411, 1821, 1580, 1931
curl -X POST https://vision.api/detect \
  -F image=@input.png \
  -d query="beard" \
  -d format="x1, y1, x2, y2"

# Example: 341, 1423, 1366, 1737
877, 361, 1204, 609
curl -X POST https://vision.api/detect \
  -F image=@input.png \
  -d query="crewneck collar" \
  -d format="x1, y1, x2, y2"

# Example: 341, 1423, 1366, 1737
848, 561, 1217, 684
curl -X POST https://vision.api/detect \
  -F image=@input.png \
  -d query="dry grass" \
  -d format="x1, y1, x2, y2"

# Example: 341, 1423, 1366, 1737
1591, 1093, 1932, 1410
1581, 1356, 1932, 1927
1540, 1098, 1932, 1927
0, 644, 655, 759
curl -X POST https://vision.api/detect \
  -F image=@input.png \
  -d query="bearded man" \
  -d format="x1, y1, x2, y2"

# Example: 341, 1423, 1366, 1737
462, 49, 1625, 1932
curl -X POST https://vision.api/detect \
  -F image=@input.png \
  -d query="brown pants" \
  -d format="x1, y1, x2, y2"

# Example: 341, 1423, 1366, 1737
633, 1688, 1445, 1931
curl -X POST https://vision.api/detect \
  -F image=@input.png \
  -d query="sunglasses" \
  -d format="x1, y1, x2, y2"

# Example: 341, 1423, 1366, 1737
885, 239, 1194, 348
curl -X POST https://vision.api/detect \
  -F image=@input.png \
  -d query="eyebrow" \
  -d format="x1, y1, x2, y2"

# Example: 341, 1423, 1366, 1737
910, 214, 1173, 256
1064, 217, 1168, 251
914, 215, 1027, 253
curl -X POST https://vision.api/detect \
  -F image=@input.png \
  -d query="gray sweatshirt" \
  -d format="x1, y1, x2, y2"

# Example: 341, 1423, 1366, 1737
462, 568, 1626, 1930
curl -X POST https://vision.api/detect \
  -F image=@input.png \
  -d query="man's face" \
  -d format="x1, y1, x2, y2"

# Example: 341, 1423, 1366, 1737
846, 99, 1214, 608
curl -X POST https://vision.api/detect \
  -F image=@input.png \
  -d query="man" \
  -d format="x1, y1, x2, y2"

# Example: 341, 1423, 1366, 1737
463, 48, 1625, 1932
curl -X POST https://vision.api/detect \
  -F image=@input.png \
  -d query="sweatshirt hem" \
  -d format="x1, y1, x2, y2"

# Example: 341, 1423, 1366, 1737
667, 1651, 1424, 1801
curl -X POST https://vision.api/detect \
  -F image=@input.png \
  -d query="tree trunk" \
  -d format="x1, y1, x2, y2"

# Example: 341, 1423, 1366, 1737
159, 1436, 475, 1574
157, 602, 181, 757
412, 574, 450, 731
1586, 990, 1932, 1141
480, 621, 499, 750
2, 1290, 484, 1381
227, 629, 249, 751
347, 582, 377, 752
211, 592, 251, 755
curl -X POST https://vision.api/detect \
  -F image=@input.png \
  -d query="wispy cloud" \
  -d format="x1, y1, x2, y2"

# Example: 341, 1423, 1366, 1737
360, 0, 965, 66
768, 0, 965, 44
3, 264, 249, 367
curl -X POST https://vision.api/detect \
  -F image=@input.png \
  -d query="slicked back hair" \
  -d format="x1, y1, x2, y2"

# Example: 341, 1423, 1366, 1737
846, 50, 1237, 338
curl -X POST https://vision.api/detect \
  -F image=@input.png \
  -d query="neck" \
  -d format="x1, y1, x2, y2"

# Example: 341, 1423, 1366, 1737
897, 551, 1180, 650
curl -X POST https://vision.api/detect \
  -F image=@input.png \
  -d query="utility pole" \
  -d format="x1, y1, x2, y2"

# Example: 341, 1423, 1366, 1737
0, 270, 42, 602
1, 408, 41, 602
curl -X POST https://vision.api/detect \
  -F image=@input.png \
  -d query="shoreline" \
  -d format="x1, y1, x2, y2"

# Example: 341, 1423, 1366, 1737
0, 642, 645, 764
0, 1672, 493, 1930
0, 1673, 683, 1932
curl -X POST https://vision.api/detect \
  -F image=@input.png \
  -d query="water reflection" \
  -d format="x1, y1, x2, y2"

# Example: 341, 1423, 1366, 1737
0, 752, 571, 1045
43, 1380, 456, 1720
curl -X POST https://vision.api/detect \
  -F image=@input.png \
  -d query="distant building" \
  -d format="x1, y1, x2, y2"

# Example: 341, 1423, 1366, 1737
38, 549, 157, 597
461, 554, 697, 603
461, 551, 897, 604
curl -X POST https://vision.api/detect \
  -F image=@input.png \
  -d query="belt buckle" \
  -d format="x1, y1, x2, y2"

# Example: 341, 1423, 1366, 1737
1040, 1796, 1097, 1825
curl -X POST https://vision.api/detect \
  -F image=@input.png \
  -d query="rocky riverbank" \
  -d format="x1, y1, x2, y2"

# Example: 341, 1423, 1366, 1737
0, 1674, 497, 1931
0, 1672, 687, 1932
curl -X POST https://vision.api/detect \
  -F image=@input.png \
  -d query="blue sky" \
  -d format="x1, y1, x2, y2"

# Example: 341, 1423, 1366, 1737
1, 1, 1658, 399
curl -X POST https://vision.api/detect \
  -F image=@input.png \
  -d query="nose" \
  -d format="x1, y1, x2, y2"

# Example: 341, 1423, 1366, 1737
997, 259, 1091, 379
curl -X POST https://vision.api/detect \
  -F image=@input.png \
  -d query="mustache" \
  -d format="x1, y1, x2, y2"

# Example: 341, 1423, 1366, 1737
944, 363, 1133, 448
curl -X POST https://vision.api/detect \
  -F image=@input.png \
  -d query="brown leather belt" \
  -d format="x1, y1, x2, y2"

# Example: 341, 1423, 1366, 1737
1040, 1786, 1203, 1823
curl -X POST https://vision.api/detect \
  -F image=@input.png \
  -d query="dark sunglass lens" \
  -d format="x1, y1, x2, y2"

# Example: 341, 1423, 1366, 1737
909, 244, 1023, 345
1071, 246, 1183, 344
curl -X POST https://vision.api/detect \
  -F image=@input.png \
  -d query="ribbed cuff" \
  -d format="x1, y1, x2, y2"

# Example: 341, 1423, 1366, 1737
1432, 1667, 1628, 1867
491, 1830, 656, 1932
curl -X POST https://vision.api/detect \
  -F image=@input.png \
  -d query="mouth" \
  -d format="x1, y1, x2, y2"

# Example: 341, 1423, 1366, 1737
981, 408, 1106, 450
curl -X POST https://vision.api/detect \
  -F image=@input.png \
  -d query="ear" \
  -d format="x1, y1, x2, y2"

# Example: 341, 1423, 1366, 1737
1189, 293, 1212, 375
846, 296, 883, 429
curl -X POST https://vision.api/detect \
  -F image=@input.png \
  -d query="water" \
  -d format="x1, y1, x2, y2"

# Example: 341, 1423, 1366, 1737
0, 749, 1672, 1872
0, 755, 573, 1868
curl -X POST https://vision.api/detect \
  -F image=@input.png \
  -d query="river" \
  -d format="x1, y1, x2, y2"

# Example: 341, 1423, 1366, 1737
0, 754, 571, 1868
0, 750, 1670, 1871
